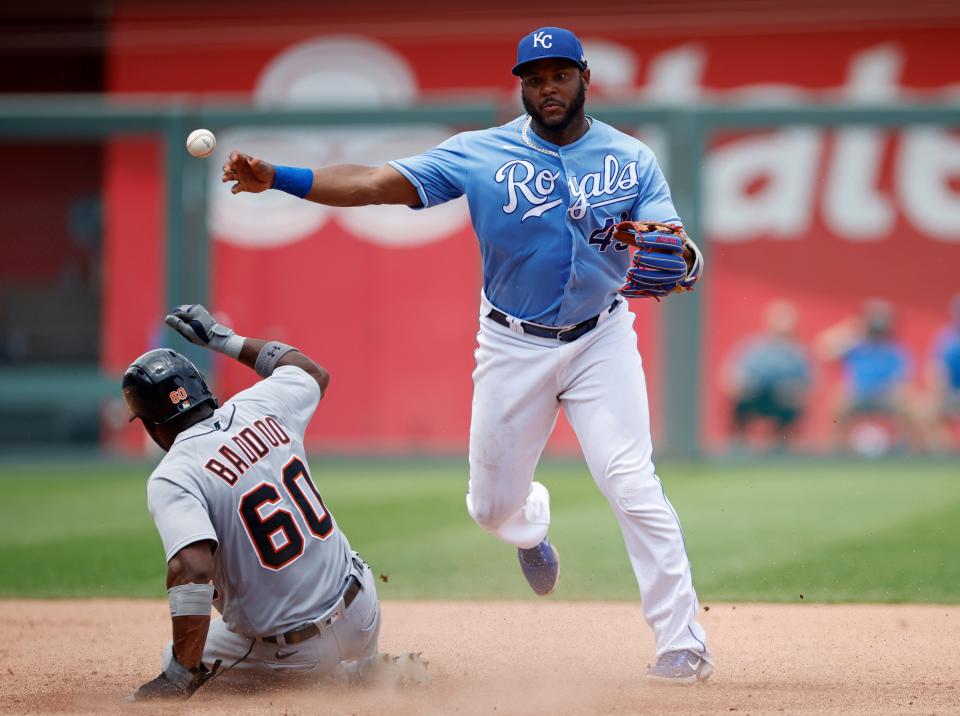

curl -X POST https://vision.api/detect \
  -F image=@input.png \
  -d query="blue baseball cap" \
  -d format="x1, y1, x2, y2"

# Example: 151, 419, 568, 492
512, 27, 587, 76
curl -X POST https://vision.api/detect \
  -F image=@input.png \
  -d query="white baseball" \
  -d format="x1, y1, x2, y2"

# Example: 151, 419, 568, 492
186, 129, 216, 158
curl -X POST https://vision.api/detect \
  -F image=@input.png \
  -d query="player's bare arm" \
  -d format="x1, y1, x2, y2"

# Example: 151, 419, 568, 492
164, 304, 330, 393
131, 537, 219, 699
237, 337, 330, 393
222, 151, 420, 207
166, 540, 215, 669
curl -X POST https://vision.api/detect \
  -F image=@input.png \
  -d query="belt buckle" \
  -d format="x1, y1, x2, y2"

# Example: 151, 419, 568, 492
556, 321, 583, 343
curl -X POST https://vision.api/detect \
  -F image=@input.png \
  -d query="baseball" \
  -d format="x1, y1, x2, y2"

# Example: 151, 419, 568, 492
186, 128, 216, 158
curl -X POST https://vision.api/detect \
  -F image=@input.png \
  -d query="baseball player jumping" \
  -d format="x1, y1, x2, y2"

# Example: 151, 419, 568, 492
123, 305, 425, 700
222, 27, 712, 683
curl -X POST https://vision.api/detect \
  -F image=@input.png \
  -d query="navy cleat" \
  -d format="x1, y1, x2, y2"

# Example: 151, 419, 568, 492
645, 649, 713, 685
517, 538, 560, 595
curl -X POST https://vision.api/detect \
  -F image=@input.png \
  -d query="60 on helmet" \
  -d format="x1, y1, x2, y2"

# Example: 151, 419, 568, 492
122, 348, 217, 427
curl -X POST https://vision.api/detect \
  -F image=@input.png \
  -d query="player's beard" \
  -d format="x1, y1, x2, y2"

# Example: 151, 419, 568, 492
522, 78, 587, 133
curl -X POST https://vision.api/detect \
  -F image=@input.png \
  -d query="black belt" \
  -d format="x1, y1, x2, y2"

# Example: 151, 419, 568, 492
487, 299, 621, 343
262, 575, 362, 645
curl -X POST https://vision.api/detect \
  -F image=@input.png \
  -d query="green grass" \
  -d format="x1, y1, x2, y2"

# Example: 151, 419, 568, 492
1, 459, 957, 602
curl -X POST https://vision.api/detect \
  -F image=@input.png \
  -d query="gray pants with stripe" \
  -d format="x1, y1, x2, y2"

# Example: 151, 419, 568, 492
161, 562, 380, 686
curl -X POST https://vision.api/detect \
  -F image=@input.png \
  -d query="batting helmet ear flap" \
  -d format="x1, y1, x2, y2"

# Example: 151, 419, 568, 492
122, 349, 218, 426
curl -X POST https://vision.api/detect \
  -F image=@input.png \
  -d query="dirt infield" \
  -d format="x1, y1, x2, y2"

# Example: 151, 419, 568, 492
1, 600, 957, 715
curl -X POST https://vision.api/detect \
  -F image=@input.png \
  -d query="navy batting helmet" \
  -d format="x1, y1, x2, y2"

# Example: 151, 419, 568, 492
122, 348, 217, 426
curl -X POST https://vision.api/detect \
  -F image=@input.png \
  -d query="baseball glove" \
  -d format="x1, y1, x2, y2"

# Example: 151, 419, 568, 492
613, 221, 704, 300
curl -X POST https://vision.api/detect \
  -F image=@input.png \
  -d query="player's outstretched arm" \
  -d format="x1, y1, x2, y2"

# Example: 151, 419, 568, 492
164, 304, 330, 393
222, 151, 420, 207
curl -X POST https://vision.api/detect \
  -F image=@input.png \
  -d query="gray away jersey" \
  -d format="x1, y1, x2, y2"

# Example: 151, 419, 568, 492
146, 365, 352, 637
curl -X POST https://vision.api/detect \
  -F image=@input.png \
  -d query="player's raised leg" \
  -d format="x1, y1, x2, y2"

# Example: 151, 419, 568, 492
467, 318, 562, 551
560, 308, 711, 672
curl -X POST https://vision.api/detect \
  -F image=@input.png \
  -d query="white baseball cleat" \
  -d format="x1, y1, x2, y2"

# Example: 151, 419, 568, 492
644, 649, 713, 685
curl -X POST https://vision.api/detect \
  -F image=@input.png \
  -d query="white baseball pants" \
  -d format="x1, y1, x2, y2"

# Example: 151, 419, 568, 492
466, 294, 710, 659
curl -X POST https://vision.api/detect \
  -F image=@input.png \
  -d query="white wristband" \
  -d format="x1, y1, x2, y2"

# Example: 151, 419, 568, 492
216, 334, 245, 359
168, 583, 214, 617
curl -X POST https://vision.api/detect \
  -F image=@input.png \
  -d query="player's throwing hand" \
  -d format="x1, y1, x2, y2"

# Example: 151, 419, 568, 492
221, 151, 274, 194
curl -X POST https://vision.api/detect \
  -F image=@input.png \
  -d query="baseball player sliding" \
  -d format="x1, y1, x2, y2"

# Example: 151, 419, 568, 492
123, 305, 426, 700
223, 27, 711, 684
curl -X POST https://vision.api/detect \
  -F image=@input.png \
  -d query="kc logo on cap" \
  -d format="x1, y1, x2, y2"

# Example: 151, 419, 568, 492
512, 27, 587, 76
533, 31, 552, 49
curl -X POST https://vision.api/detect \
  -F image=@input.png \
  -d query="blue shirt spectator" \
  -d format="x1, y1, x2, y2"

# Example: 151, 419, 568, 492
724, 300, 811, 446
930, 326, 960, 393
817, 298, 924, 453
842, 341, 912, 401
737, 337, 810, 401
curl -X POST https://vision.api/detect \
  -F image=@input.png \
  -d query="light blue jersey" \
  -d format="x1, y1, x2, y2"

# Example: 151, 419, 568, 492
390, 115, 681, 326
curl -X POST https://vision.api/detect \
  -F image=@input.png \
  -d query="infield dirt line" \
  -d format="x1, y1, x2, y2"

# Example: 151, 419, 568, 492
0, 600, 957, 715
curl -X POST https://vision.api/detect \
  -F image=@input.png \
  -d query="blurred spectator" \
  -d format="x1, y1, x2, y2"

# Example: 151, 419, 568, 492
924, 294, 960, 451
722, 300, 811, 452
816, 298, 920, 454
0, 295, 27, 364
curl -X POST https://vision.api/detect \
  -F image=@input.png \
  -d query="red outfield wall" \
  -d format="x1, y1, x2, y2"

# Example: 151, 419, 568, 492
104, 6, 960, 453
